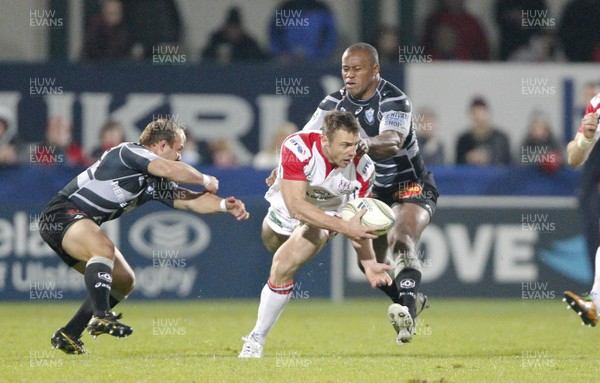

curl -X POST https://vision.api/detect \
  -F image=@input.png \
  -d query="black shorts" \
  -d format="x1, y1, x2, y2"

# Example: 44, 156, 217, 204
373, 180, 439, 218
38, 194, 95, 267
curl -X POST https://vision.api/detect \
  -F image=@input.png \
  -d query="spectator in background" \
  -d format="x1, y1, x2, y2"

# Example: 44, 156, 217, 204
371, 26, 400, 63
422, 0, 490, 61
34, 117, 90, 167
201, 7, 268, 63
122, 0, 182, 60
519, 111, 562, 173
81, 0, 132, 61
253, 121, 297, 170
508, 32, 562, 62
91, 120, 126, 159
0, 106, 19, 166
269, 0, 337, 64
494, 0, 548, 61
559, 0, 600, 62
414, 108, 445, 166
455, 96, 511, 165
180, 131, 202, 167
208, 138, 238, 168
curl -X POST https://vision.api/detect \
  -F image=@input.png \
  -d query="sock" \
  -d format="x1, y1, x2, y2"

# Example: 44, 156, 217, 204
63, 293, 124, 337
250, 280, 293, 343
83, 256, 114, 317
378, 283, 401, 304
590, 246, 600, 310
395, 268, 421, 319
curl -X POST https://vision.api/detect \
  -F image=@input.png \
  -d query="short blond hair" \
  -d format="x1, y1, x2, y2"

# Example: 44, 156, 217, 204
139, 119, 185, 146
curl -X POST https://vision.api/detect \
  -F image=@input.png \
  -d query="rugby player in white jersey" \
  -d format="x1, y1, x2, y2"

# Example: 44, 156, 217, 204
564, 94, 600, 326
239, 111, 393, 358
39, 119, 249, 354
268, 43, 438, 345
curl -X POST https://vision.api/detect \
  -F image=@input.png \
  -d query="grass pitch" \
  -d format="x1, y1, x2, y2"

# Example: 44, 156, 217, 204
0, 298, 598, 383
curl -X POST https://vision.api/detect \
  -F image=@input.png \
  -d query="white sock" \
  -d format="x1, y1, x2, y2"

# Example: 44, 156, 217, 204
591, 246, 600, 310
250, 280, 293, 344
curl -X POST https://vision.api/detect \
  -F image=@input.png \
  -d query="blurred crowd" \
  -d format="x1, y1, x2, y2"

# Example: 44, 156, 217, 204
80, 0, 600, 64
3, 79, 599, 171
2, 0, 598, 170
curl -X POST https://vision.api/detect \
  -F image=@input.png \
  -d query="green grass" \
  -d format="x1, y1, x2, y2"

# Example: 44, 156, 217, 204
0, 298, 598, 383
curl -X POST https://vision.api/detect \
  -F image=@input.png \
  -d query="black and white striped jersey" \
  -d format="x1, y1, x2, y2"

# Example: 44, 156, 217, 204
59, 142, 179, 224
302, 78, 434, 195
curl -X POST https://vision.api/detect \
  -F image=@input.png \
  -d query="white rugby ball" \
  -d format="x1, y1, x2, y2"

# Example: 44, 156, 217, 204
341, 197, 395, 236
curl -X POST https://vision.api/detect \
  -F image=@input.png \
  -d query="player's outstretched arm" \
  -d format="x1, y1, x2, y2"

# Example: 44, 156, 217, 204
148, 157, 219, 193
173, 190, 249, 220
280, 179, 378, 241
351, 239, 393, 288
567, 112, 599, 167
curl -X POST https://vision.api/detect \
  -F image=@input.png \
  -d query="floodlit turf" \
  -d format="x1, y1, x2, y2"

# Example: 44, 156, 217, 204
0, 298, 598, 383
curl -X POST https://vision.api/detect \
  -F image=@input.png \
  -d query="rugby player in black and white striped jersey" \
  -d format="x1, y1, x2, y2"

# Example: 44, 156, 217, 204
39, 118, 249, 354
300, 43, 439, 344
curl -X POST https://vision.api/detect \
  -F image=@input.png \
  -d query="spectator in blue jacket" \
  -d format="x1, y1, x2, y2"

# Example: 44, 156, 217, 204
269, 0, 337, 64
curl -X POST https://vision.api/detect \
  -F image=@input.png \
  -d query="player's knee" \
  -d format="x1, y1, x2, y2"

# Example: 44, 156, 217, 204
121, 270, 136, 294
94, 238, 116, 261
270, 256, 297, 281
389, 233, 413, 255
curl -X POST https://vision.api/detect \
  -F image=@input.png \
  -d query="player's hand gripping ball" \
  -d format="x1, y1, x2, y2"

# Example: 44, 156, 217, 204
341, 198, 395, 236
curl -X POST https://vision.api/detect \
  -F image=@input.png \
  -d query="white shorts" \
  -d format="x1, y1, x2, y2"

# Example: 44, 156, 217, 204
265, 207, 339, 237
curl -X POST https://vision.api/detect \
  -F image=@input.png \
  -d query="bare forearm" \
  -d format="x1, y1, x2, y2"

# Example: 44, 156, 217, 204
174, 192, 221, 213
352, 239, 376, 261
365, 132, 404, 159
567, 135, 594, 167
165, 161, 206, 184
288, 199, 345, 233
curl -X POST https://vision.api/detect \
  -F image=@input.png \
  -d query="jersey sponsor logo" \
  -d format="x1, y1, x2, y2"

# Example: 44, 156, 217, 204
383, 111, 410, 128
360, 158, 373, 177
306, 189, 335, 201
399, 278, 416, 288
394, 182, 423, 200
337, 179, 357, 194
284, 136, 311, 162
365, 108, 375, 124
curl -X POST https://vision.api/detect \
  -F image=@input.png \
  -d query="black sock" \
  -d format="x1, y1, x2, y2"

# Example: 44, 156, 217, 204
83, 257, 113, 317
395, 268, 421, 318
378, 283, 401, 304
64, 295, 121, 337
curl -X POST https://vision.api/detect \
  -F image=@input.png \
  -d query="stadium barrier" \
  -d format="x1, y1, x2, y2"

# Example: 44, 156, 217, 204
0, 165, 587, 301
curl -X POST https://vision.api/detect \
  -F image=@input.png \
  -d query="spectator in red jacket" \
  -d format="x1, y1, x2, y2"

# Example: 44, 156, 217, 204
422, 0, 490, 61
81, 0, 132, 61
33, 117, 91, 167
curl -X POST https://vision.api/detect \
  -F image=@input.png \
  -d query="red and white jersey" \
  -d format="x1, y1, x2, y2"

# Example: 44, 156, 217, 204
577, 93, 600, 139
266, 131, 375, 216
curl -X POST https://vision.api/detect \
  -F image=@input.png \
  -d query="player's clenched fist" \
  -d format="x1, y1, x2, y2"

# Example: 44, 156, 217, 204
223, 196, 250, 221
581, 112, 599, 139
202, 174, 219, 193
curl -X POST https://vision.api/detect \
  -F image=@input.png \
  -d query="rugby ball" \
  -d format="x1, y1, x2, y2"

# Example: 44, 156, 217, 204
341, 198, 395, 236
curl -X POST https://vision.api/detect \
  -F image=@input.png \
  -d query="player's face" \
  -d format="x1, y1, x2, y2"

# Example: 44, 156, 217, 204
158, 137, 184, 161
341, 49, 380, 100
322, 129, 358, 167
